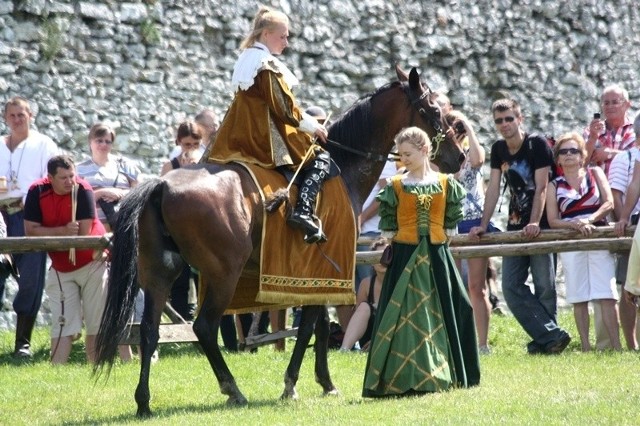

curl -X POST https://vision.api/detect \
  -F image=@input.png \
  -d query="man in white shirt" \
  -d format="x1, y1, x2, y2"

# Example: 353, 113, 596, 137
607, 114, 640, 350
0, 96, 59, 358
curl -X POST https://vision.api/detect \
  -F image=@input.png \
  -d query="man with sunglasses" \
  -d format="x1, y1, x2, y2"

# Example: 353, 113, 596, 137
469, 98, 571, 354
0, 96, 59, 358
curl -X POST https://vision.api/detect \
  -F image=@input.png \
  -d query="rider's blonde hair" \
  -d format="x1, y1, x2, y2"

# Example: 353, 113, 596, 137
239, 7, 289, 50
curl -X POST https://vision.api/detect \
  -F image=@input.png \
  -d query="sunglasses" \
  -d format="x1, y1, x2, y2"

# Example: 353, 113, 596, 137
494, 116, 516, 125
557, 148, 580, 156
181, 142, 200, 149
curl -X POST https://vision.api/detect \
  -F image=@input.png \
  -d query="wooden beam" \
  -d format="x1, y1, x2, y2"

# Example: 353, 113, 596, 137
0, 235, 112, 252
448, 225, 636, 247
358, 225, 635, 246
119, 323, 197, 345
449, 238, 632, 259
242, 328, 299, 351
356, 225, 636, 263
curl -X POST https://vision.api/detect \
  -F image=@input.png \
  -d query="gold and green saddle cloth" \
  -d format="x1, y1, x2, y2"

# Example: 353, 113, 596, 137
223, 162, 357, 314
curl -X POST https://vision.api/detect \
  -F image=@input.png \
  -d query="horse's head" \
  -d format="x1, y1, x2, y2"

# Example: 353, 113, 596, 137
395, 65, 465, 174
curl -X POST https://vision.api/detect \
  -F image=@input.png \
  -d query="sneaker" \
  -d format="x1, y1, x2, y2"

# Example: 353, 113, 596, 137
544, 333, 571, 354
527, 340, 545, 355
13, 346, 32, 359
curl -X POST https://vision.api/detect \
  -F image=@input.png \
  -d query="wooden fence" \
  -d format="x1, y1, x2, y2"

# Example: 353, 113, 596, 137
0, 226, 634, 348
0, 226, 635, 264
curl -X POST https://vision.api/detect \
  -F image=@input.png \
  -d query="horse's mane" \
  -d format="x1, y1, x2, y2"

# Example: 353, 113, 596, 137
326, 81, 404, 166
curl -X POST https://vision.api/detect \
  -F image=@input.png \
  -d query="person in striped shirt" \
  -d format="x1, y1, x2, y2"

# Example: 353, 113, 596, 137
546, 132, 620, 352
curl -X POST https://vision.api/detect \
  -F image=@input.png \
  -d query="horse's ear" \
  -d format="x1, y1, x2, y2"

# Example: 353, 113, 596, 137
395, 64, 408, 82
408, 67, 421, 90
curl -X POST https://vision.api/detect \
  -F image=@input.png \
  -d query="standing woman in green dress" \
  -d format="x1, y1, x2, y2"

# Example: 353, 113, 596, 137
363, 127, 480, 397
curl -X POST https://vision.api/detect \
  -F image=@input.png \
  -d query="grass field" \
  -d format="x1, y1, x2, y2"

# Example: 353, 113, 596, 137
1, 311, 638, 425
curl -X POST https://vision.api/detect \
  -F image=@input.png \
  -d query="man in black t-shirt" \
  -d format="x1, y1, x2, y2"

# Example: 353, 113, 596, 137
469, 98, 571, 354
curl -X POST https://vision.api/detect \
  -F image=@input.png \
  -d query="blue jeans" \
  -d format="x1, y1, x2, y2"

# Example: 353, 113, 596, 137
501, 253, 566, 346
1, 210, 47, 317
355, 231, 379, 292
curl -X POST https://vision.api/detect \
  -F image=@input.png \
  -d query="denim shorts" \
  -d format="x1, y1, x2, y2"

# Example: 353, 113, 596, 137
457, 218, 502, 234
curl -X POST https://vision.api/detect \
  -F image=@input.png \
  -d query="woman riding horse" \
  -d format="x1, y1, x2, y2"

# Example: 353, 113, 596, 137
207, 6, 330, 244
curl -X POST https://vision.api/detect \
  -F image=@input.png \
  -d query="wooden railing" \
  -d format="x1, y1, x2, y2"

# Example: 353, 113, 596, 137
0, 226, 635, 264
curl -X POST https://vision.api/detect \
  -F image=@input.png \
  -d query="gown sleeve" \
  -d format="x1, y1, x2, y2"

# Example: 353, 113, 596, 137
376, 182, 398, 233
255, 70, 304, 128
444, 174, 466, 229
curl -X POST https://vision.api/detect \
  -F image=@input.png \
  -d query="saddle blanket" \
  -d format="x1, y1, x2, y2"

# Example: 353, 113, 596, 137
224, 162, 357, 314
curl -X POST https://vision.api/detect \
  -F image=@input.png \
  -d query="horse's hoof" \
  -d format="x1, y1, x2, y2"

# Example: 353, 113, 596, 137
136, 407, 152, 418
280, 389, 299, 401
323, 388, 339, 397
226, 395, 248, 407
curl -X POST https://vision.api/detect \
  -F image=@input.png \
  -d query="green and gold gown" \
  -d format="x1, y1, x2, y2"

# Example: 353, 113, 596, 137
362, 173, 480, 397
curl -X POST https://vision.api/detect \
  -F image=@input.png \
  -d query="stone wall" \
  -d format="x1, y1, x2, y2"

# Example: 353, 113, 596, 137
1, 0, 639, 328
1, 0, 639, 171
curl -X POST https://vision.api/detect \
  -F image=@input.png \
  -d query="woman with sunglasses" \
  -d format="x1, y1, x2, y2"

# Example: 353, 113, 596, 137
77, 123, 141, 361
76, 123, 140, 231
546, 131, 621, 352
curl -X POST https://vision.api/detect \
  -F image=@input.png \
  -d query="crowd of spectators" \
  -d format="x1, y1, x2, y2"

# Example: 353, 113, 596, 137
1, 81, 639, 364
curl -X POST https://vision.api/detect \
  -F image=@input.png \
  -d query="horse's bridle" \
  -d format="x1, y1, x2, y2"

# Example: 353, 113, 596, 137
405, 83, 449, 161
324, 81, 450, 164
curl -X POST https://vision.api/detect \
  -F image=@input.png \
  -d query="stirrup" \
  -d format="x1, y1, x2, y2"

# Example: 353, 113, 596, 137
303, 221, 327, 244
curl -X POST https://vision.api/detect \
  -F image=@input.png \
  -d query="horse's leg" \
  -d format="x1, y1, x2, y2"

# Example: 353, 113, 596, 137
281, 305, 323, 399
134, 285, 169, 417
313, 306, 338, 395
134, 206, 181, 417
192, 278, 248, 407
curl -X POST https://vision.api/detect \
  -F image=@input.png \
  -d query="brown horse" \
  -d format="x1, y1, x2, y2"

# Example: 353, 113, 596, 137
93, 66, 464, 417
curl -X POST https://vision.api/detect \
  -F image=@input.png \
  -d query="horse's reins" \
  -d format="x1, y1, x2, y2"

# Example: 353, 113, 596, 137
322, 82, 448, 164
323, 138, 390, 163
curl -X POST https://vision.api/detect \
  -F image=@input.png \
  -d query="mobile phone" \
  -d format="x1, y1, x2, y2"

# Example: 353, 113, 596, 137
593, 112, 601, 119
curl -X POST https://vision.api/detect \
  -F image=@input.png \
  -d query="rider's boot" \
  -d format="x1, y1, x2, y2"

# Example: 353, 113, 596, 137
287, 151, 330, 244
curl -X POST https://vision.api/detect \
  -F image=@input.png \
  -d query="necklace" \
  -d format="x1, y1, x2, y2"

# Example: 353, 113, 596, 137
7, 135, 25, 191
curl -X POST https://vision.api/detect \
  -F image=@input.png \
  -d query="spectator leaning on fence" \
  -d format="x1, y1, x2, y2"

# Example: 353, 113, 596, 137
0, 96, 60, 359
546, 132, 620, 352
23, 155, 109, 364
607, 111, 640, 350
468, 98, 571, 355
615, 111, 640, 308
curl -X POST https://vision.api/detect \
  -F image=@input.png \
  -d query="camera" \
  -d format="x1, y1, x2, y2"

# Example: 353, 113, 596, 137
593, 112, 601, 120
454, 121, 466, 135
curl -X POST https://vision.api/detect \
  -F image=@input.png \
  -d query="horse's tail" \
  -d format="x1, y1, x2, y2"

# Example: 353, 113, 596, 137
93, 177, 165, 377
